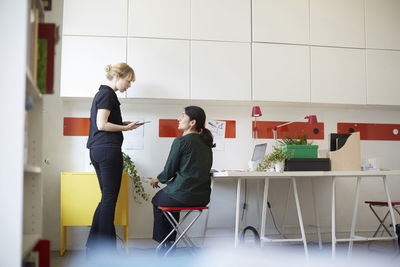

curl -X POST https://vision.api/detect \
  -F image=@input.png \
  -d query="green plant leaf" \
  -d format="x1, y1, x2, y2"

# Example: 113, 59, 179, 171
122, 152, 150, 203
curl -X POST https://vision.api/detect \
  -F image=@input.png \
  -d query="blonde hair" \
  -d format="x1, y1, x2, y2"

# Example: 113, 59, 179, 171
105, 63, 135, 82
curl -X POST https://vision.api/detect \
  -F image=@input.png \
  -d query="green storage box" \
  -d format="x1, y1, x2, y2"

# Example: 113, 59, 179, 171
282, 145, 318, 158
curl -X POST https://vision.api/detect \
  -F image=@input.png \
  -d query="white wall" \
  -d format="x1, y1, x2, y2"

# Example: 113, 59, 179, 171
0, 1, 27, 265
41, 1, 400, 251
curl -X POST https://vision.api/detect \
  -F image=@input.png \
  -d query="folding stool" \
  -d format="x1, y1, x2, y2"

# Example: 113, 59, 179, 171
156, 206, 208, 256
364, 201, 400, 237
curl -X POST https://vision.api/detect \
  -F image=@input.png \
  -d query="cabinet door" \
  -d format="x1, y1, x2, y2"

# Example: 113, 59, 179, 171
191, 0, 251, 42
311, 47, 366, 104
253, 43, 310, 102
126, 38, 190, 99
191, 41, 251, 100
252, 0, 309, 44
366, 50, 400, 105
310, 0, 365, 48
60, 36, 126, 98
365, 0, 400, 49
128, 0, 190, 39
63, 0, 128, 36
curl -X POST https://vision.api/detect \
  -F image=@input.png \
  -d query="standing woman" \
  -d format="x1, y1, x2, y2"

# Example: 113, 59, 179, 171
86, 63, 140, 252
150, 106, 215, 249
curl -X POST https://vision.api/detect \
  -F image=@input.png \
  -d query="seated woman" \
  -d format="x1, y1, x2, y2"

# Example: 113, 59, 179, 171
150, 106, 214, 249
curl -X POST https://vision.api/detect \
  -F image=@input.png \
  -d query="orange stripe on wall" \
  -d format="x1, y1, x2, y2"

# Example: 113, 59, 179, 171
159, 119, 183, 137
338, 123, 400, 141
63, 117, 90, 136
220, 120, 236, 138
253, 121, 324, 139
159, 119, 236, 138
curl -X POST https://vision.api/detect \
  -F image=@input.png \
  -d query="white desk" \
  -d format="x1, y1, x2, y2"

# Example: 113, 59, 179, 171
212, 170, 400, 259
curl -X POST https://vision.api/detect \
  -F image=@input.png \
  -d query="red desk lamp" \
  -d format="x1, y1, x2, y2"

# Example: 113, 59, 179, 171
272, 115, 318, 140
252, 106, 262, 139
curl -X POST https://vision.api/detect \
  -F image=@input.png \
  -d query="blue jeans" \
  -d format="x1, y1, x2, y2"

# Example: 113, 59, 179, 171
86, 147, 123, 250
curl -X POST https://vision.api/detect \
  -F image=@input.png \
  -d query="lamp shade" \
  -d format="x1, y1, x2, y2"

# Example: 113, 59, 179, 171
305, 115, 318, 124
252, 106, 262, 117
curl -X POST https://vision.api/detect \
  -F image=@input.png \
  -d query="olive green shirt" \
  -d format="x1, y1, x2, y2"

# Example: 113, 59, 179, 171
158, 133, 213, 206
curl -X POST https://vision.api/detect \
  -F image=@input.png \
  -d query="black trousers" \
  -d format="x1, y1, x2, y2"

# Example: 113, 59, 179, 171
152, 190, 192, 243
86, 147, 123, 250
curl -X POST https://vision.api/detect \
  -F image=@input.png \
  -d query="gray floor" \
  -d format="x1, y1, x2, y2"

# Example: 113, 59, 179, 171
51, 237, 400, 267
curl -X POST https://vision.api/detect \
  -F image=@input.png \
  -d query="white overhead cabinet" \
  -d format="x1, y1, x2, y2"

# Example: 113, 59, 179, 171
60, 36, 127, 97
128, 0, 190, 39
63, 0, 128, 36
126, 38, 190, 99
310, 0, 365, 48
252, 0, 309, 44
191, 0, 251, 42
252, 43, 310, 103
311, 47, 366, 105
365, 0, 400, 50
366, 50, 400, 105
191, 41, 251, 100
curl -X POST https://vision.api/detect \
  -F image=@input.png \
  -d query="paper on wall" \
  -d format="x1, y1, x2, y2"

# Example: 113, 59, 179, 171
122, 119, 144, 150
207, 120, 226, 151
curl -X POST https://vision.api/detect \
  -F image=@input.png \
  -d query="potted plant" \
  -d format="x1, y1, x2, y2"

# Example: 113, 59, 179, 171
258, 146, 290, 172
122, 152, 150, 203
279, 134, 318, 158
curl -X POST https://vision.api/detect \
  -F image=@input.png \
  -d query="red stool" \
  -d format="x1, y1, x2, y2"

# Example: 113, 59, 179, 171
156, 206, 208, 256
365, 201, 400, 237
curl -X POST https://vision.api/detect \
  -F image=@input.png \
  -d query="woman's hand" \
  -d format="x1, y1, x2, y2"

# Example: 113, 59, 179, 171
150, 176, 160, 188
124, 121, 141, 131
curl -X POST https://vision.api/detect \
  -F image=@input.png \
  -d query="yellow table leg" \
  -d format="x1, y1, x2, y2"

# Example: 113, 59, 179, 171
124, 225, 129, 253
60, 225, 66, 256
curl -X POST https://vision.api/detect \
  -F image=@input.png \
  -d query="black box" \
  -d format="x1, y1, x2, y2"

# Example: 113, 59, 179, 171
284, 158, 331, 171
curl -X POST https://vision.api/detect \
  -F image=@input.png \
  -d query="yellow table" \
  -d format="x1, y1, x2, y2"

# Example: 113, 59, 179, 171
60, 172, 129, 256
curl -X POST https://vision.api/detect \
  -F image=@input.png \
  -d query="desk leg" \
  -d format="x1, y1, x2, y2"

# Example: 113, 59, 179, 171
60, 225, 66, 256
260, 177, 270, 244
202, 179, 214, 246
281, 179, 292, 238
256, 180, 261, 231
234, 178, 242, 248
332, 177, 336, 260
124, 225, 129, 253
292, 177, 309, 260
311, 178, 322, 249
348, 176, 361, 257
383, 176, 398, 240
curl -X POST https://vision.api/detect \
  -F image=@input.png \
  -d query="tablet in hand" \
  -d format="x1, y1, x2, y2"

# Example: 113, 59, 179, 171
136, 121, 151, 126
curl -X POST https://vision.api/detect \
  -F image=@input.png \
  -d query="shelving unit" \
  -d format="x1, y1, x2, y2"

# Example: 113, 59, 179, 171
23, 0, 45, 262
23, 234, 41, 259
24, 164, 42, 174
26, 68, 43, 100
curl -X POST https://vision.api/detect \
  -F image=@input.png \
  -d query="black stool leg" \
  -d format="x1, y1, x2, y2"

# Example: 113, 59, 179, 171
370, 204, 393, 237
164, 210, 203, 256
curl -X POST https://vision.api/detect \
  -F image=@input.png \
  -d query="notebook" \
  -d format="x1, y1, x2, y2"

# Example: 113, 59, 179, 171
251, 143, 267, 162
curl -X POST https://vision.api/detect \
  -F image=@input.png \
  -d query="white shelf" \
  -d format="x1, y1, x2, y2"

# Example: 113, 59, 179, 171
22, 234, 40, 258
24, 164, 42, 174
26, 68, 42, 100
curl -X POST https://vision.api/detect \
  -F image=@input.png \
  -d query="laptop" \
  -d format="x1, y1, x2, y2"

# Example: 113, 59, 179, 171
251, 143, 267, 162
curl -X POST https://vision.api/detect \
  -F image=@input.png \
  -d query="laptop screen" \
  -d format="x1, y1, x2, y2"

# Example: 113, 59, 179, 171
251, 143, 267, 162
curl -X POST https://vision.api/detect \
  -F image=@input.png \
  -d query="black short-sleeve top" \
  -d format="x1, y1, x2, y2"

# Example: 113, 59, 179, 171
87, 85, 123, 149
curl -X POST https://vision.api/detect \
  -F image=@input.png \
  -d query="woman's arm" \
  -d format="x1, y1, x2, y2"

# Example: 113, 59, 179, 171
157, 138, 182, 184
96, 109, 139, 131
